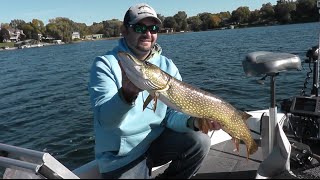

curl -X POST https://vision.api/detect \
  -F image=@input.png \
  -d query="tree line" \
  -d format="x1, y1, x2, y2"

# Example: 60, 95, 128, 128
0, 0, 318, 43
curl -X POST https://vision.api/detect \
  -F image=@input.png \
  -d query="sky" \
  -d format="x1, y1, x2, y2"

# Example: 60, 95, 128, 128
2, 0, 278, 26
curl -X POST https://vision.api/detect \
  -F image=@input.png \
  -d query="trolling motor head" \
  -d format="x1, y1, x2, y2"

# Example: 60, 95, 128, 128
306, 45, 319, 63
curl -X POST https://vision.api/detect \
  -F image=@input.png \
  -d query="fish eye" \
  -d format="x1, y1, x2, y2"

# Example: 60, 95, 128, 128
144, 61, 151, 65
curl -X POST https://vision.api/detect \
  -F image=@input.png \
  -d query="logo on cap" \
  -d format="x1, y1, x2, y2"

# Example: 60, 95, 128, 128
137, 5, 155, 16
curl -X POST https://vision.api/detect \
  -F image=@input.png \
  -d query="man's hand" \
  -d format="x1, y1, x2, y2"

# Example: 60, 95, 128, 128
119, 62, 142, 104
194, 118, 222, 134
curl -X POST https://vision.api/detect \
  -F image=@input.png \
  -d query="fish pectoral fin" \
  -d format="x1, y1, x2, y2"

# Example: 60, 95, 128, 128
143, 92, 159, 112
145, 82, 169, 112
153, 95, 158, 112
143, 94, 154, 111
152, 92, 162, 112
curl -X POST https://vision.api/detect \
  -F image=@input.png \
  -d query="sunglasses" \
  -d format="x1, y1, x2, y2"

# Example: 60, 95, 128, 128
128, 24, 160, 34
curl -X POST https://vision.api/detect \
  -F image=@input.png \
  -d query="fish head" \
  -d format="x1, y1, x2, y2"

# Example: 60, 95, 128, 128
118, 51, 169, 91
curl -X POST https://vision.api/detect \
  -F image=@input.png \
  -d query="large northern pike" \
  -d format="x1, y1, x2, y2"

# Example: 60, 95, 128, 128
118, 51, 258, 157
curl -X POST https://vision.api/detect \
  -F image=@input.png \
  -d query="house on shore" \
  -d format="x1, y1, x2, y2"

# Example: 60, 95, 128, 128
160, 28, 174, 33
84, 34, 104, 40
1, 28, 25, 42
72, 32, 81, 40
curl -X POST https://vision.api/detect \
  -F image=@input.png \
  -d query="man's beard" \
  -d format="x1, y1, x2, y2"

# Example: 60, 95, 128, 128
136, 42, 154, 52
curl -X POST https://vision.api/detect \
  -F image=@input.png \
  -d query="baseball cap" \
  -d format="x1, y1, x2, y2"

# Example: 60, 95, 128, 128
123, 3, 162, 25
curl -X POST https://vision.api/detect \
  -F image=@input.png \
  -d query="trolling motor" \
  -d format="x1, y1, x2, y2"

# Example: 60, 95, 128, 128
276, 0, 320, 170
284, 0, 320, 142
278, 46, 320, 169
281, 46, 320, 142
304, 45, 319, 96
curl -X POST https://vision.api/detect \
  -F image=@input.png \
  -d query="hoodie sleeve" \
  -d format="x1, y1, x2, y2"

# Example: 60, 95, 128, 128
88, 55, 133, 128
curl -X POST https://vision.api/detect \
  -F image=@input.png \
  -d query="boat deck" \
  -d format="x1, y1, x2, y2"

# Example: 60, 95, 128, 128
151, 139, 262, 179
2, 110, 320, 179
193, 139, 262, 179
152, 137, 320, 179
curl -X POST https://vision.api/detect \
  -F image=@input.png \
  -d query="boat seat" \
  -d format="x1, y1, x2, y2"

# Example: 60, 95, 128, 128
242, 51, 302, 77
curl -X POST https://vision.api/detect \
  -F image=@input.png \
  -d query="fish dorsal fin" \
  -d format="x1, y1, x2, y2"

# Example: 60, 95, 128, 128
239, 111, 252, 121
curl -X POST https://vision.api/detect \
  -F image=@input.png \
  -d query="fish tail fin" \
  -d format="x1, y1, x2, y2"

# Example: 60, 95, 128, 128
250, 140, 259, 154
240, 110, 258, 159
239, 111, 252, 121
246, 138, 259, 159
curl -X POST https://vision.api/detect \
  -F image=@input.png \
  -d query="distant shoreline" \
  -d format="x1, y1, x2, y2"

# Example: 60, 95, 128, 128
0, 42, 63, 52
0, 33, 181, 52
0, 22, 315, 52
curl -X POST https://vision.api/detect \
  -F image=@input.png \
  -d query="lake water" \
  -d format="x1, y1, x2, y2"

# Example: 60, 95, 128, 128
0, 22, 319, 171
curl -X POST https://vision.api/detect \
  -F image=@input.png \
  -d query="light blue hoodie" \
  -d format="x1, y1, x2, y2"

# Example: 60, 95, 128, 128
88, 38, 192, 173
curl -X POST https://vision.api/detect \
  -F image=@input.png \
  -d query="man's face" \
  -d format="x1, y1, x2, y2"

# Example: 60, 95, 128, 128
123, 18, 158, 58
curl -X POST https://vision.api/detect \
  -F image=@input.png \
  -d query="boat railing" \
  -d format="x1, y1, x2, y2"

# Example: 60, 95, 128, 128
0, 143, 79, 179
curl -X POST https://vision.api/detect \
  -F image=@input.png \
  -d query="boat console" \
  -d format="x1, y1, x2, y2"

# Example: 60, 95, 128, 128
290, 96, 320, 117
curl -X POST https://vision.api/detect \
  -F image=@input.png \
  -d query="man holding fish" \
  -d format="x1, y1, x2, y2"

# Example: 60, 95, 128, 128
88, 3, 222, 179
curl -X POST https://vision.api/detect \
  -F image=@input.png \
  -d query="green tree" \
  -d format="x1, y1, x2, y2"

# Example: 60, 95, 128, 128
46, 23, 61, 40
75, 23, 90, 38
211, 15, 222, 28
218, 11, 232, 20
249, 10, 261, 24
10, 19, 26, 29
274, 1, 296, 24
20, 23, 34, 39
217, 11, 232, 27
296, 0, 317, 22
231, 6, 251, 24
163, 16, 177, 30
31, 19, 45, 41
0, 28, 10, 42
89, 22, 104, 34
173, 11, 188, 31
103, 19, 122, 37
260, 3, 275, 23
187, 16, 202, 31
198, 12, 213, 30
47, 17, 77, 42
